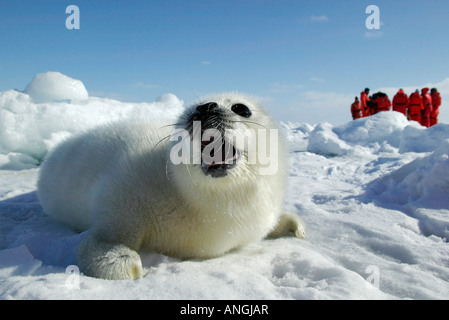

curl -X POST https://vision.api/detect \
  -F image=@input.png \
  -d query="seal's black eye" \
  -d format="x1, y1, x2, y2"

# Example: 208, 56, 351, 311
231, 104, 252, 118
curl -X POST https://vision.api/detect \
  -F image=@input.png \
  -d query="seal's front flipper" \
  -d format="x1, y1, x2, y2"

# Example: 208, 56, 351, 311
267, 212, 307, 239
78, 232, 143, 280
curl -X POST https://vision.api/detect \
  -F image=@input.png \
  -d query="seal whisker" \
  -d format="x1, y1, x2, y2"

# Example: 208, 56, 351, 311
185, 163, 198, 186
153, 134, 173, 151
158, 122, 188, 129
153, 125, 191, 151
231, 120, 268, 129
165, 153, 170, 180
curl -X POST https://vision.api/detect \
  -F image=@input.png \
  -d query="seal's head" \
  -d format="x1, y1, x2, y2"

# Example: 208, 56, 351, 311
169, 92, 284, 189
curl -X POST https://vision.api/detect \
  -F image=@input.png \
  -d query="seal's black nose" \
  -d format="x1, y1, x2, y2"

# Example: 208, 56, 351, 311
196, 102, 218, 113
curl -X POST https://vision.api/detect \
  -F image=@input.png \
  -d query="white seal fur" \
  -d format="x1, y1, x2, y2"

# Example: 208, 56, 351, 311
37, 92, 306, 280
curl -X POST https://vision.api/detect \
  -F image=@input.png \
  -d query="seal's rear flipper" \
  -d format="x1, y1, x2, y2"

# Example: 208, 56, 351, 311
267, 212, 307, 239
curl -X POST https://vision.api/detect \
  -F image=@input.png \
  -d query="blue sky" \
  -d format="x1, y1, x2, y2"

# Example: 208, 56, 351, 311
1, 0, 449, 125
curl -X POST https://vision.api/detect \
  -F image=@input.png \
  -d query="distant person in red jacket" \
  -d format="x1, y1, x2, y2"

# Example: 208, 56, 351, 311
373, 92, 391, 113
360, 88, 370, 117
408, 90, 423, 124
430, 88, 442, 127
351, 97, 361, 120
421, 88, 433, 128
392, 89, 409, 117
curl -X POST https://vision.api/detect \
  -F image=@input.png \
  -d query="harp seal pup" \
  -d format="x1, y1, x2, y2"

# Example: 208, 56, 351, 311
37, 92, 306, 280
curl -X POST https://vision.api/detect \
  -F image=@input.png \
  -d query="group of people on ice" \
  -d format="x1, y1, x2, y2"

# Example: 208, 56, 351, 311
351, 87, 442, 128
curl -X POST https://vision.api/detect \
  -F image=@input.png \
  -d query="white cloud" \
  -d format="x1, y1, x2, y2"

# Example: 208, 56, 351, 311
201, 61, 211, 65
270, 82, 303, 93
298, 91, 355, 124
131, 82, 161, 89
364, 31, 383, 38
271, 91, 355, 125
310, 15, 329, 22
310, 77, 326, 83
377, 78, 449, 98
299, 91, 354, 105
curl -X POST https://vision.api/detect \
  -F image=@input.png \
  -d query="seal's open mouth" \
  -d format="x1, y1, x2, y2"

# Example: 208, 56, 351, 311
201, 138, 240, 178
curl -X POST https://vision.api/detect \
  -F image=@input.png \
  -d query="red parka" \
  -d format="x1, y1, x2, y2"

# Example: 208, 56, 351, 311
392, 89, 409, 116
374, 94, 391, 113
360, 91, 370, 117
421, 88, 433, 128
351, 99, 361, 120
408, 91, 423, 124
431, 91, 442, 126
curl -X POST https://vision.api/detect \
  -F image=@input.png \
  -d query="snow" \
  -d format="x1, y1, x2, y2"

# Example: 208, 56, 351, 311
1, 73, 448, 300
23, 72, 89, 103
0, 87, 183, 169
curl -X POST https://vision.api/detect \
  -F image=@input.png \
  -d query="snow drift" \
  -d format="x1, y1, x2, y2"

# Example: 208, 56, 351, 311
307, 111, 449, 157
0, 75, 183, 169
370, 140, 449, 208
367, 140, 449, 239
23, 72, 88, 103
0, 72, 448, 300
